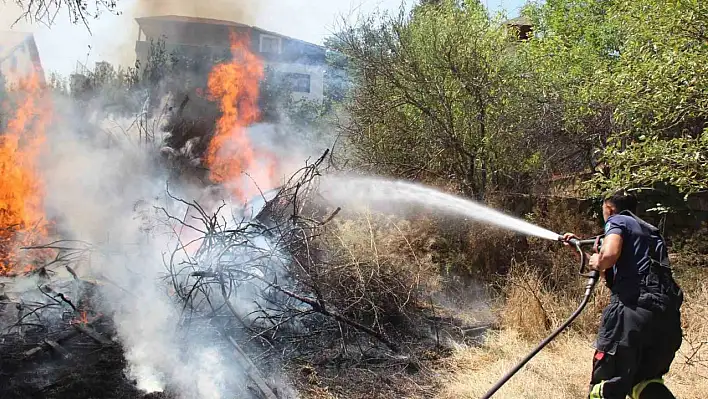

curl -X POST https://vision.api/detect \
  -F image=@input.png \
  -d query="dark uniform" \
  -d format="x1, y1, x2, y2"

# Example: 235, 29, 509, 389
588, 210, 683, 399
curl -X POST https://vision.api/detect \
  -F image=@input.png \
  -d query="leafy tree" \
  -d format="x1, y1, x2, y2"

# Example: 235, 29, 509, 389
331, 0, 556, 199
521, 0, 708, 198
589, 0, 708, 197
322, 36, 351, 108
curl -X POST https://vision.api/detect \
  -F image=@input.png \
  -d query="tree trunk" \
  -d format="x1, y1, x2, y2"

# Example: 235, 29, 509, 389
477, 92, 487, 201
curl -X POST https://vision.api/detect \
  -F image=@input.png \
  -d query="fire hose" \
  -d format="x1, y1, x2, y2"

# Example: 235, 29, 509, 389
480, 234, 604, 399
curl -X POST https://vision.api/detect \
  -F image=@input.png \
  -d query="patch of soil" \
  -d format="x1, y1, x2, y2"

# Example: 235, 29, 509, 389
16, 345, 172, 399
0, 314, 171, 399
283, 310, 492, 399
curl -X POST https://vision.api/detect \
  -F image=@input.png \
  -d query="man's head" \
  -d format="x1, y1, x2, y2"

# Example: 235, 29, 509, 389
602, 189, 638, 221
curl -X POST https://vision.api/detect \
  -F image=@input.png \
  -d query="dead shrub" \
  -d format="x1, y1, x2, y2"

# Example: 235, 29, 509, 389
462, 224, 522, 280
312, 211, 442, 332
497, 261, 552, 340
497, 257, 612, 341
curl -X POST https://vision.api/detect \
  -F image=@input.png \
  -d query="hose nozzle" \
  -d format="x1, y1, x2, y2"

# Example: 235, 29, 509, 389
558, 234, 596, 247
557, 234, 579, 246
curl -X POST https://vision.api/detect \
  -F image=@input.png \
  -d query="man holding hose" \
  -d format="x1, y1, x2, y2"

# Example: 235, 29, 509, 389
563, 190, 684, 399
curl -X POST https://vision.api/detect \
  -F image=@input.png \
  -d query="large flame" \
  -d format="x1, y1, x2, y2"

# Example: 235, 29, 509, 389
0, 70, 52, 276
205, 31, 278, 202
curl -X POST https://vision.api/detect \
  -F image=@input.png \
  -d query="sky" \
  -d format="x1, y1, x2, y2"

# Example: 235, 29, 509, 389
1, 0, 526, 78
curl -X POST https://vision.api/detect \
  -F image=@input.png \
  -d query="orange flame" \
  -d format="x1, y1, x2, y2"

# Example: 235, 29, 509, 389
204, 30, 278, 202
71, 310, 89, 325
0, 70, 52, 276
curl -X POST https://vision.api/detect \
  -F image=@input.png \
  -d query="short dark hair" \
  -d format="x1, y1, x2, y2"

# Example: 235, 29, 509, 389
604, 189, 638, 213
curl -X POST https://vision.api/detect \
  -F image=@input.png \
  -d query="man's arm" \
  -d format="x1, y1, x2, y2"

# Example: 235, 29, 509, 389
589, 233, 622, 271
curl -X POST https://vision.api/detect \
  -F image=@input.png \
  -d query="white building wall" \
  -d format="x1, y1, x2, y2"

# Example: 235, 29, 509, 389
266, 61, 325, 104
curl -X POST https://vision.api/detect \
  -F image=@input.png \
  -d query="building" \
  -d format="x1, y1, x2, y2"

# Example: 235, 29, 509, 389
134, 15, 327, 103
504, 15, 533, 41
0, 31, 45, 86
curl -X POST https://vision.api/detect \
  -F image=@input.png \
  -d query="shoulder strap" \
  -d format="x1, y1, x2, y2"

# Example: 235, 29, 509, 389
621, 211, 672, 269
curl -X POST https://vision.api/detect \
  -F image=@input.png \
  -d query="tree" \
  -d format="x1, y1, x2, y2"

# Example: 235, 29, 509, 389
332, 0, 556, 199
521, 0, 708, 198
588, 0, 708, 197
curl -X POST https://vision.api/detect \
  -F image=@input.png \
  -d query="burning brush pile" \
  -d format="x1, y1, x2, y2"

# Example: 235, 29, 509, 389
0, 31, 480, 399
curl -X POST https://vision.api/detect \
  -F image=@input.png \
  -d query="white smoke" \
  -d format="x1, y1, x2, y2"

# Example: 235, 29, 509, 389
34, 97, 265, 397
3, 2, 340, 395
24, 79, 336, 398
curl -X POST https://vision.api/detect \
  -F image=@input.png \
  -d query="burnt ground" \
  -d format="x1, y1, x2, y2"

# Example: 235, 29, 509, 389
1, 346, 172, 399
0, 310, 491, 399
0, 277, 175, 399
0, 278, 493, 399
283, 309, 493, 399
0, 313, 172, 399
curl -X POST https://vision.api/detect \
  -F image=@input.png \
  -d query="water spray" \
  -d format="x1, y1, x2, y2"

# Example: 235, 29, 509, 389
318, 176, 607, 396
481, 234, 604, 399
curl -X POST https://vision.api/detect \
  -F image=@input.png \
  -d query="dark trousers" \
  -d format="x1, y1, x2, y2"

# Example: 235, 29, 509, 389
588, 293, 682, 399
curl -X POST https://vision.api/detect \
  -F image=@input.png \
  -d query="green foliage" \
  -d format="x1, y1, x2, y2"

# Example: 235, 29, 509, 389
322, 36, 351, 107
589, 1, 708, 197
596, 132, 708, 197
333, 0, 707, 202
522, 0, 708, 198
331, 0, 556, 198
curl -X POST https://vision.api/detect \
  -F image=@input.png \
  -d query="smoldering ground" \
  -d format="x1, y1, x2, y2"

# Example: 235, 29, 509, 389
36, 97, 252, 398
0, 77, 334, 399
2, 3, 343, 397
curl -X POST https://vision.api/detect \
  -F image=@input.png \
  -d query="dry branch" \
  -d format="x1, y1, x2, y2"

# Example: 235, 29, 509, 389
158, 150, 415, 362
10, 0, 119, 32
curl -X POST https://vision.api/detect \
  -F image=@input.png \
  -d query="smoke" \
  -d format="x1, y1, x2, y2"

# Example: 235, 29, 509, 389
91, 0, 264, 75
22, 88, 314, 397
37, 103, 222, 396
20, 55, 335, 399
245, 122, 334, 185
129, 0, 262, 23
1, 1, 340, 396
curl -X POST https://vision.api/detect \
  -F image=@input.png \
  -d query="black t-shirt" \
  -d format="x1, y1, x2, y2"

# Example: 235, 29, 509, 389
604, 212, 653, 301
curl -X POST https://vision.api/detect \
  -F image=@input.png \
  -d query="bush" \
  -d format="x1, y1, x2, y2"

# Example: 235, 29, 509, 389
312, 212, 441, 332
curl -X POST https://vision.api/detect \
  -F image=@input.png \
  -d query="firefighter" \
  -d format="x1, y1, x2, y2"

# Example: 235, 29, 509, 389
563, 189, 684, 399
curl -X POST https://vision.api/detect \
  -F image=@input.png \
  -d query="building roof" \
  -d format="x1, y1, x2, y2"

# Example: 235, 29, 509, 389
0, 31, 45, 82
135, 15, 325, 51
0, 31, 34, 62
135, 15, 249, 28
504, 15, 532, 27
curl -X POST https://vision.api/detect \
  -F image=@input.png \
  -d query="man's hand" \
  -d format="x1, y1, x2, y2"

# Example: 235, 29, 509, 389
562, 232, 579, 246
589, 253, 600, 270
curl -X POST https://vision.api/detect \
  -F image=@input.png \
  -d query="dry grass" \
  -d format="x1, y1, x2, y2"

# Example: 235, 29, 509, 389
435, 329, 594, 398
296, 202, 707, 399
315, 210, 442, 330
671, 279, 708, 392
496, 260, 612, 341
436, 271, 708, 399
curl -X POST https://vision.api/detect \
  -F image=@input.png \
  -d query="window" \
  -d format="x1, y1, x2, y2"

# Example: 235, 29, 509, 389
283, 72, 311, 93
259, 34, 281, 54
